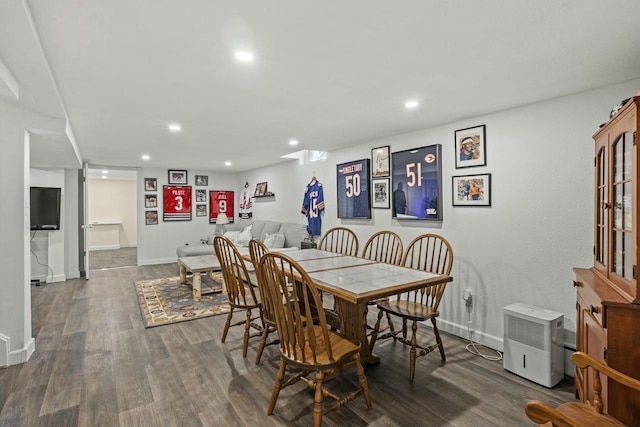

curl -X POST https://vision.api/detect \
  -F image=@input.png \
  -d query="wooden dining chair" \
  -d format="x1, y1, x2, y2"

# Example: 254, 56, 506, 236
213, 236, 264, 358
318, 226, 359, 256
248, 239, 279, 365
525, 351, 640, 426
258, 252, 372, 427
361, 230, 403, 265
361, 230, 403, 336
370, 233, 453, 381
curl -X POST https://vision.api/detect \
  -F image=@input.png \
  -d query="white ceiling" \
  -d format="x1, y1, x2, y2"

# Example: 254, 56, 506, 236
1, 1, 639, 172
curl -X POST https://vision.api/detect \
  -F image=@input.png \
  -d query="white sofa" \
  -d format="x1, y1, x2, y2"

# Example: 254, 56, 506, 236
176, 219, 310, 258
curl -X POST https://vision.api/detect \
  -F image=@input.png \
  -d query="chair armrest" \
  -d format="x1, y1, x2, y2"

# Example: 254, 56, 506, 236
525, 400, 577, 427
572, 351, 640, 393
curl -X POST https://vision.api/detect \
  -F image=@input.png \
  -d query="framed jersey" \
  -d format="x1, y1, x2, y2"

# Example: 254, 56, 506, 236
336, 158, 371, 219
209, 190, 235, 223
163, 185, 192, 221
391, 144, 443, 221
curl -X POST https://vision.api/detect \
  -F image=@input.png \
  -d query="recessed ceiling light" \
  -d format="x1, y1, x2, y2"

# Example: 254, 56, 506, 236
168, 124, 181, 132
141, 154, 151, 161
289, 139, 299, 146
405, 100, 419, 109
101, 176, 107, 179
101, 170, 108, 174
225, 161, 232, 166
235, 51, 255, 62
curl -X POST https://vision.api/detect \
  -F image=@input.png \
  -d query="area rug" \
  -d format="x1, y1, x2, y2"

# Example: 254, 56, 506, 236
135, 274, 231, 328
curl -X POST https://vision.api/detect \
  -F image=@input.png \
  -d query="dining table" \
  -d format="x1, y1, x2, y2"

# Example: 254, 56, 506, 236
250, 248, 453, 365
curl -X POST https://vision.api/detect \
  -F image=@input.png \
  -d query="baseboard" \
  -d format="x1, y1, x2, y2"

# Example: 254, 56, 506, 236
89, 245, 120, 251
138, 257, 177, 266
438, 319, 503, 352
30, 273, 66, 284
120, 243, 137, 248
0, 335, 35, 367
66, 270, 80, 279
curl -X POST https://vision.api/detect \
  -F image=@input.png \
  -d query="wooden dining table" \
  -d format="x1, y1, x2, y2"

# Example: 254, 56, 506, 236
252, 248, 453, 365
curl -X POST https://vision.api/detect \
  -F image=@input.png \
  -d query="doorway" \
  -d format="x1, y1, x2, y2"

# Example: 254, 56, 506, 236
86, 167, 138, 270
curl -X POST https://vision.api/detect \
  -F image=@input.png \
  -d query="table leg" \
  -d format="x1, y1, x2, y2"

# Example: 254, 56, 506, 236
179, 264, 186, 285
192, 272, 202, 300
333, 298, 380, 365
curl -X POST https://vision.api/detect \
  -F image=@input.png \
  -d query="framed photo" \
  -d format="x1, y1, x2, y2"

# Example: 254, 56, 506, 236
144, 194, 157, 208
372, 178, 390, 209
145, 210, 158, 225
195, 189, 206, 202
195, 175, 208, 186
455, 124, 486, 168
372, 145, 390, 177
168, 169, 188, 185
144, 177, 157, 191
209, 190, 235, 223
162, 185, 192, 221
336, 159, 371, 219
452, 173, 491, 207
254, 182, 267, 196
392, 145, 443, 220
196, 204, 207, 217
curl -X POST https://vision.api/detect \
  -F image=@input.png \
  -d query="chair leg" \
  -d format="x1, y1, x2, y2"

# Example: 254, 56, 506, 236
354, 353, 372, 408
385, 311, 396, 337
242, 309, 252, 358
221, 307, 234, 343
268, 358, 286, 415
431, 317, 446, 361
313, 370, 325, 427
369, 309, 384, 352
402, 318, 408, 341
410, 320, 418, 382
255, 326, 269, 365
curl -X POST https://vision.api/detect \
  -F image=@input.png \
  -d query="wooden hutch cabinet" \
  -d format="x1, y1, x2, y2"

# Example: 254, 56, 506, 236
574, 94, 640, 426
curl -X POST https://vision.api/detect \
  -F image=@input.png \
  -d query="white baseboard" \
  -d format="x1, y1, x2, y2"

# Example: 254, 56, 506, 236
31, 273, 66, 283
66, 270, 80, 279
138, 257, 177, 266
438, 319, 503, 352
120, 243, 137, 248
0, 334, 35, 367
89, 245, 120, 251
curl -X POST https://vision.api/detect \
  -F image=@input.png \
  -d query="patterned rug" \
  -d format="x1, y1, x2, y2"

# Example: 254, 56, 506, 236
134, 274, 231, 328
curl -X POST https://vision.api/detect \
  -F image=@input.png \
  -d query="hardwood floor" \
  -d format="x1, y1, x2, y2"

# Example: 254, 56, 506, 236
0, 263, 575, 426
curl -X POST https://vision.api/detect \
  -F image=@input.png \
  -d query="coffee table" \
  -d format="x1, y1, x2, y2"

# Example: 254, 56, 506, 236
178, 254, 226, 300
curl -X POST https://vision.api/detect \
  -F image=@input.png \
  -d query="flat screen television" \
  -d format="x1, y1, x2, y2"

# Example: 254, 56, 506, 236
30, 187, 61, 230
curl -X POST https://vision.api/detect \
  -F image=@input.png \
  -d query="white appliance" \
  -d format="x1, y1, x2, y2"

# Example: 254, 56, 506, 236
503, 303, 564, 388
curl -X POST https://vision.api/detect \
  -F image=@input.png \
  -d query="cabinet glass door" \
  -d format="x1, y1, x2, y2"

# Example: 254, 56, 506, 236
595, 144, 607, 268
612, 132, 633, 279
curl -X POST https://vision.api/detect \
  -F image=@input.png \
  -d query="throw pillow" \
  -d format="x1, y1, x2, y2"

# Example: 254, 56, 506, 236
264, 232, 286, 249
235, 224, 253, 247
222, 231, 241, 243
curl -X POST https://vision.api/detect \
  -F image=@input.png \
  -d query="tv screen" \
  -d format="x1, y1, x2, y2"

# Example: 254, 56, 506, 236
30, 187, 61, 230
391, 144, 443, 221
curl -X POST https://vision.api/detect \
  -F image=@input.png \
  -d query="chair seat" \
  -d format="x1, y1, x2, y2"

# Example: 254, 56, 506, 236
551, 402, 624, 427
283, 326, 360, 368
232, 285, 261, 309
376, 299, 439, 321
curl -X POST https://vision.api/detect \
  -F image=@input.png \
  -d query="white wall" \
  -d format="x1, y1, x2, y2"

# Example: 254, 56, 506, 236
87, 177, 137, 249
137, 168, 238, 265
0, 102, 34, 366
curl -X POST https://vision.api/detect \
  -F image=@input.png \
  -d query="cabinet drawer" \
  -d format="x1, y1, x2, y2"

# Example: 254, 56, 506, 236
576, 278, 604, 326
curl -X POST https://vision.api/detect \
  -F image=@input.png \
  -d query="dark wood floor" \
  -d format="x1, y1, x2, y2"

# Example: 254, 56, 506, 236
0, 263, 575, 426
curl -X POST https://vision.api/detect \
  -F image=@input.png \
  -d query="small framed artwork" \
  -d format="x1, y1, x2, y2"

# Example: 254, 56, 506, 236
455, 124, 486, 169
196, 204, 207, 217
145, 194, 157, 208
144, 177, 157, 191
372, 178, 390, 209
145, 210, 158, 225
452, 173, 491, 207
254, 182, 267, 197
168, 169, 188, 185
372, 145, 390, 177
195, 189, 207, 202
195, 175, 208, 186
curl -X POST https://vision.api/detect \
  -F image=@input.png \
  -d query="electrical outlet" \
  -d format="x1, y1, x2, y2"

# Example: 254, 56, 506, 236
463, 289, 472, 301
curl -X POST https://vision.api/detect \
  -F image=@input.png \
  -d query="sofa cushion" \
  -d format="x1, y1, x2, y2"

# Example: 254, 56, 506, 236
279, 222, 309, 248
235, 225, 253, 247
260, 221, 281, 241
249, 220, 266, 240
177, 244, 214, 257
264, 232, 286, 249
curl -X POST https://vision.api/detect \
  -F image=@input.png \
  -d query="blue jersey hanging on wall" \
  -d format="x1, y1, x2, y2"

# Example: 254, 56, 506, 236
301, 178, 324, 236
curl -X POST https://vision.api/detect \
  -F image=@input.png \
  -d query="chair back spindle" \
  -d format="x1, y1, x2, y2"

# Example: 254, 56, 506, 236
362, 230, 403, 264
318, 227, 359, 256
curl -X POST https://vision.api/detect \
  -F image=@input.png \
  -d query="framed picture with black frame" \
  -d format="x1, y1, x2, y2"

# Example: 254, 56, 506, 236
455, 124, 486, 169
391, 144, 443, 220
168, 169, 188, 185
452, 173, 491, 206
336, 158, 371, 219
